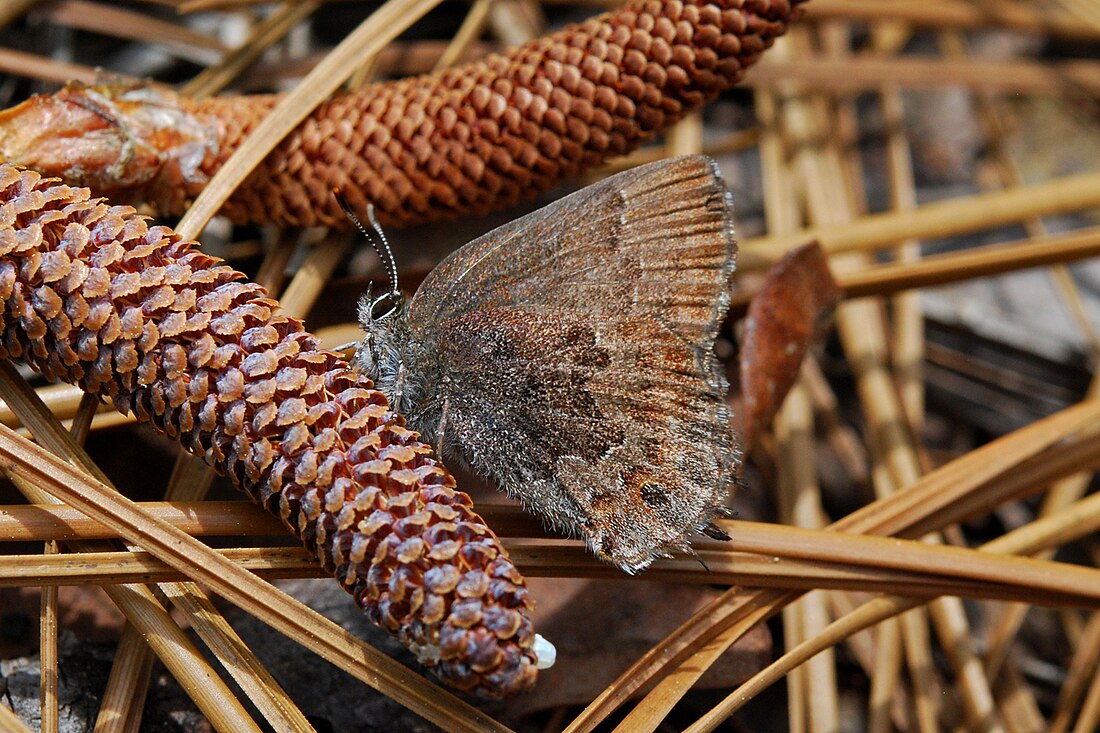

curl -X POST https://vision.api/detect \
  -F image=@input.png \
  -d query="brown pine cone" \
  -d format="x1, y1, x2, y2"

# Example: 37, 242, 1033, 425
0, 0, 804, 227
0, 163, 540, 698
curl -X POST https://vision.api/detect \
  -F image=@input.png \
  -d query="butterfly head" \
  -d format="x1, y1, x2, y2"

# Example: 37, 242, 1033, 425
356, 291, 409, 402
354, 289, 445, 441
336, 190, 441, 432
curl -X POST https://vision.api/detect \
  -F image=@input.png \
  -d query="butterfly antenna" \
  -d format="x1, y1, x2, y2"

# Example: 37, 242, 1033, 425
333, 189, 401, 307
365, 205, 398, 296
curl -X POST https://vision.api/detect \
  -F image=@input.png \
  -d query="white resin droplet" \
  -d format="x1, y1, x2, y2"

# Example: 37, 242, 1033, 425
533, 633, 557, 670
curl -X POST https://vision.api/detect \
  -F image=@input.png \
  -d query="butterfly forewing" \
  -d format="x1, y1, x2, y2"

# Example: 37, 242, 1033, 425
409, 156, 735, 347
405, 156, 738, 570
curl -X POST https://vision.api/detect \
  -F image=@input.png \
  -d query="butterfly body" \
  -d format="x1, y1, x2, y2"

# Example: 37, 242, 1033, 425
356, 155, 738, 572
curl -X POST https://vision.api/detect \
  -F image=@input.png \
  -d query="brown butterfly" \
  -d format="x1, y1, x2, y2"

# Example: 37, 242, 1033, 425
351, 155, 738, 572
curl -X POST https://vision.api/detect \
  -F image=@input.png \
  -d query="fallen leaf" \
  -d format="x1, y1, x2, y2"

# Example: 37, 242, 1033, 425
738, 242, 839, 451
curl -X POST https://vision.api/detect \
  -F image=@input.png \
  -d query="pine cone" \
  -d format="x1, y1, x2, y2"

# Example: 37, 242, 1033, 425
0, 0, 804, 227
0, 163, 539, 698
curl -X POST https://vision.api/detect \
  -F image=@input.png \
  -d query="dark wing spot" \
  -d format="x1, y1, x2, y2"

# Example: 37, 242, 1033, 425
640, 482, 668, 508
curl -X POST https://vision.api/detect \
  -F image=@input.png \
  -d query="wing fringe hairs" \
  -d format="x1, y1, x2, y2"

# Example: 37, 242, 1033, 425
0, 0, 804, 227
0, 163, 539, 698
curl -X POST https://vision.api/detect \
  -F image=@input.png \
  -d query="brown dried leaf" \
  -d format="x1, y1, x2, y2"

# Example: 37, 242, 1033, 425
738, 242, 839, 452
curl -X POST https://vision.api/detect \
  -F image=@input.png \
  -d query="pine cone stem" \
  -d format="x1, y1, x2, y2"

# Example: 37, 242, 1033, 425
0, 163, 539, 698
0, 0, 804, 227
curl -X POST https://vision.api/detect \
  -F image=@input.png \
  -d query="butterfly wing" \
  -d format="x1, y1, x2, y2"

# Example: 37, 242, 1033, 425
407, 155, 737, 571
410, 155, 734, 350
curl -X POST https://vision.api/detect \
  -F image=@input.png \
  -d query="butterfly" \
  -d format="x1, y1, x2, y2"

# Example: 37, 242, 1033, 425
349, 155, 738, 572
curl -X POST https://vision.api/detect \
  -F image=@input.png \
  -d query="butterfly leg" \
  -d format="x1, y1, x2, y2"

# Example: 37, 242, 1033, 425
391, 361, 407, 414
437, 395, 451, 457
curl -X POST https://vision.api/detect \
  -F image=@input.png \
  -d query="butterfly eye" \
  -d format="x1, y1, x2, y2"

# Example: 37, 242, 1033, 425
369, 291, 401, 321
